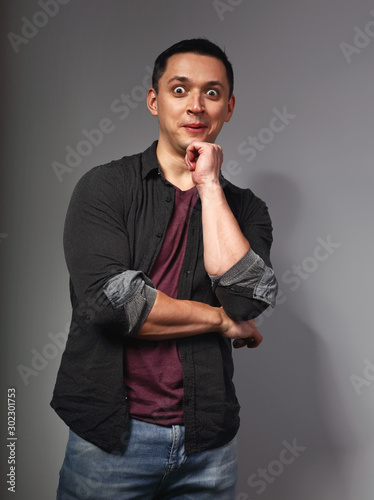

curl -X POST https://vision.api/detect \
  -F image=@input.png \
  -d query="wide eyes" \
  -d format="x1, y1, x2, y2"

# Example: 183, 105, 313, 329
173, 86, 186, 94
172, 86, 219, 97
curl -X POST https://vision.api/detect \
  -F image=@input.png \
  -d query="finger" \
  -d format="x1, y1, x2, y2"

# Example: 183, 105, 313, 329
184, 153, 192, 170
185, 146, 196, 159
233, 339, 248, 349
184, 152, 196, 171
247, 334, 263, 348
186, 140, 203, 151
247, 337, 260, 348
186, 142, 200, 159
185, 147, 200, 169
233, 334, 263, 349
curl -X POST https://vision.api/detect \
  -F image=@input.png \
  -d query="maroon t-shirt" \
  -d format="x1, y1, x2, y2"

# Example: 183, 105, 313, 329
123, 185, 198, 425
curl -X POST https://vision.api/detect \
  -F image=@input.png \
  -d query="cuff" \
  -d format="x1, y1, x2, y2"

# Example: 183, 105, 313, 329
103, 270, 157, 336
209, 248, 278, 308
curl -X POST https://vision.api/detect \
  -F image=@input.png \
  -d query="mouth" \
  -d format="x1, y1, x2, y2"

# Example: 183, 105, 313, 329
183, 123, 208, 133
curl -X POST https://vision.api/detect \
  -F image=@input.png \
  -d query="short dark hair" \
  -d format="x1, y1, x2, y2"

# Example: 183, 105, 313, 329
152, 38, 234, 98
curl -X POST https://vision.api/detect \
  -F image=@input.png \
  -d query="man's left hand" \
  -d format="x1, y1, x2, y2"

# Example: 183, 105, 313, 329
184, 141, 223, 187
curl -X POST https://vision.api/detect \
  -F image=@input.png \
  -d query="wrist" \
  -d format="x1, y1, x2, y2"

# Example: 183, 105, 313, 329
216, 307, 231, 335
196, 178, 222, 197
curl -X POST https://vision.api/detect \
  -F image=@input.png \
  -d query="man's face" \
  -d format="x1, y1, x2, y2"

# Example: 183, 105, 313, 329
147, 52, 235, 157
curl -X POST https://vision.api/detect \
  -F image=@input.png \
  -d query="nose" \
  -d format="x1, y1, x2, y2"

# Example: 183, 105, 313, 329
187, 91, 204, 114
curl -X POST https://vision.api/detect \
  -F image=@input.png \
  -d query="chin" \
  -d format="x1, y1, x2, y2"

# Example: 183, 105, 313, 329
178, 138, 195, 151
183, 135, 209, 147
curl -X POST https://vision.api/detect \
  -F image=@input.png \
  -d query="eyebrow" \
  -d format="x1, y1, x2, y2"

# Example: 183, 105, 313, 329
166, 76, 225, 89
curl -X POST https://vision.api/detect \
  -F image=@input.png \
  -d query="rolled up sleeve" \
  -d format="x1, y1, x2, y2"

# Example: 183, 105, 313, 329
209, 248, 278, 321
103, 270, 157, 337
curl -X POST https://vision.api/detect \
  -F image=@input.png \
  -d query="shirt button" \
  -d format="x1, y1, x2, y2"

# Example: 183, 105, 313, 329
165, 197, 172, 202
156, 233, 162, 238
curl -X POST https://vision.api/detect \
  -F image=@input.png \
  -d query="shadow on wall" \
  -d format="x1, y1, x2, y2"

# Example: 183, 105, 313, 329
234, 171, 355, 500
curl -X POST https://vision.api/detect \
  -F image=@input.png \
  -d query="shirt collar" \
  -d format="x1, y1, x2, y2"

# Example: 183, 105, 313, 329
141, 140, 160, 179
140, 139, 229, 189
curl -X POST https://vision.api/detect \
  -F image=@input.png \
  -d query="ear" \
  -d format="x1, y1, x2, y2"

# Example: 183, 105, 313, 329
147, 88, 158, 116
224, 94, 235, 123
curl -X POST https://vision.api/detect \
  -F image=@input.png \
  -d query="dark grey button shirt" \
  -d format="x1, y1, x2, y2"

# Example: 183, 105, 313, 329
51, 141, 277, 455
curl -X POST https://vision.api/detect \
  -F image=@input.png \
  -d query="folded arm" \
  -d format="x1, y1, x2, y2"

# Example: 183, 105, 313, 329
185, 141, 278, 321
104, 270, 263, 347
137, 289, 263, 348
65, 149, 275, 349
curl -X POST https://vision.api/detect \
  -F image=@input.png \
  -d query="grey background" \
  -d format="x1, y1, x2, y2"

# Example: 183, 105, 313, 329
1, 0, 373, 499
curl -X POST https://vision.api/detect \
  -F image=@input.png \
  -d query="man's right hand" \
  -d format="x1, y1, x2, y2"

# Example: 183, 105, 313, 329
218, 308, 263, 349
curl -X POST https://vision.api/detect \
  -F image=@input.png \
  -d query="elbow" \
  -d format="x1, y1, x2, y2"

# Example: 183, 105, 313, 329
73, 290, 126, 332
215, 290, 272, 321
214, 269, 278, 321
72, 270, 157, 337
209, 249, 278, 321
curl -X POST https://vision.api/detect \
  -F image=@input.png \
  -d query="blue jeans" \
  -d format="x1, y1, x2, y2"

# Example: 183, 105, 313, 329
57, 419, 237, 499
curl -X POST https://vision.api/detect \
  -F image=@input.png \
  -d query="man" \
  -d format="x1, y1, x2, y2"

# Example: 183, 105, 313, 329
52, 38, 277, 499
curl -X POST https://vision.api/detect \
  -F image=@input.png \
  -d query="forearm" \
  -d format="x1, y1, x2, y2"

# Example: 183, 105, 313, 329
137, 290, 224, 340
138, 290, 263, 348
137, 289, 262, 348
198, 180, 250, 276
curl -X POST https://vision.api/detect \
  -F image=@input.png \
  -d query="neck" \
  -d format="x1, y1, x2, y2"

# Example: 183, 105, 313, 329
156, 142, 195, 191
